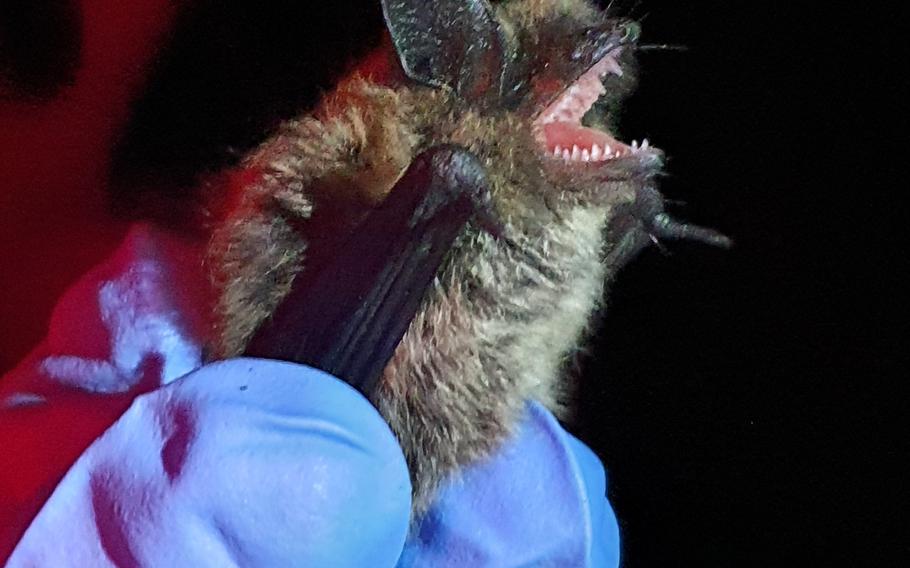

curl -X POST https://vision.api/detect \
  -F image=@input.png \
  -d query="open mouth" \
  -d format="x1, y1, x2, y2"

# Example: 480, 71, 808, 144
533, 49, 651, 164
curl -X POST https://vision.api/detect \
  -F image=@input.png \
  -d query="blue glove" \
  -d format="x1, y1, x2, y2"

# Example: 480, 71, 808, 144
399, 402, 621, 567
7, 359, 412, 567
8, 359, 618, 567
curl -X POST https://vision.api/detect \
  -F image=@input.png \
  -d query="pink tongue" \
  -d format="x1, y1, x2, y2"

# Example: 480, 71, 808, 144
539, 122, 618, 151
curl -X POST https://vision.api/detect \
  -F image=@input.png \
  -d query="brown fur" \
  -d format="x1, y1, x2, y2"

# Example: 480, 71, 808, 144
208, 0, 648, 513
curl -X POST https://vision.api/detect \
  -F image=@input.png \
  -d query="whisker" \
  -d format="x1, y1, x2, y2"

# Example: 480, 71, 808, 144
627, 0, 645, 20
605, 0, 617, 16
637, 44, 690, 52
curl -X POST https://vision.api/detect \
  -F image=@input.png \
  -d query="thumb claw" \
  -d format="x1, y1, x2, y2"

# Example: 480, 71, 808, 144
649, 213, 733, 248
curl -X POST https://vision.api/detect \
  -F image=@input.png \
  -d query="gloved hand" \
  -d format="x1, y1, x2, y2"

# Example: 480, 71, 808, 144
6, 358, 413, 567
399, 402, 620, 567
6, 359, 619, 568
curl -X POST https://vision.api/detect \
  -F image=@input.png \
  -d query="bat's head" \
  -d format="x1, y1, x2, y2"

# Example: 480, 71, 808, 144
379, 0, 661, 209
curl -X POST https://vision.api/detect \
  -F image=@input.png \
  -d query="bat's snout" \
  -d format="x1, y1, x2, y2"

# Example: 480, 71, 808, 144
574, 19, 641, 63
620, 21, 641, 45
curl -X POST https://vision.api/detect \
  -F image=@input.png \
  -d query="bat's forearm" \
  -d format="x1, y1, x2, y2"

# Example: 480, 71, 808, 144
244, 145, 500, 396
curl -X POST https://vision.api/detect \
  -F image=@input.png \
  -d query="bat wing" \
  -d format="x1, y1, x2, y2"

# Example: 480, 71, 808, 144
245, 145, 501, 397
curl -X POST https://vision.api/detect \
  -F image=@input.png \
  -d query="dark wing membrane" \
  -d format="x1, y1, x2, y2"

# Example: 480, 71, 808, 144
245, 145, 501, 396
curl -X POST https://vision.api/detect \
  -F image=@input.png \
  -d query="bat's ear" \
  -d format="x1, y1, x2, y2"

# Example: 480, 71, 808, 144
381, 0, 509, 104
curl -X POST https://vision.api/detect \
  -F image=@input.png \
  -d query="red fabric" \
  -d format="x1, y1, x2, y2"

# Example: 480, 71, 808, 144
0, 0, 181, 372
0, 370, 138, 558
1, 0, 187, 559
0, 223, 211, 560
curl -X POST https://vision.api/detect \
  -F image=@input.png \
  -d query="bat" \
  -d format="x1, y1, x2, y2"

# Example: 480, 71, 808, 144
244, 145, 505, 397
208, 0, 731, 513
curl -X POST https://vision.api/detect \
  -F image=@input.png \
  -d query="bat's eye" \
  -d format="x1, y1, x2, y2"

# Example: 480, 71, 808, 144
412, 56, 433, 79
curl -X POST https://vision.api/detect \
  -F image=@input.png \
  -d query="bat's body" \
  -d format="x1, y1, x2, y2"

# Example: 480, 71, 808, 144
209, 0, 728, 512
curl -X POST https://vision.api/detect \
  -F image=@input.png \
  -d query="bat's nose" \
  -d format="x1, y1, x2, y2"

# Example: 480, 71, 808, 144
620, 21, 641, 45
579, 20, 642, 62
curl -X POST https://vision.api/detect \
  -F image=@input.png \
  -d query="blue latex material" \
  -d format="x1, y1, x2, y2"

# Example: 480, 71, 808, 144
397, 402, 621, 567
9, 360, 619, 566
7, 359, 413, 567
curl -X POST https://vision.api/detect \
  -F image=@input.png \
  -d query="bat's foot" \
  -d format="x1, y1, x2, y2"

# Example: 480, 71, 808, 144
604, 185, 732, 271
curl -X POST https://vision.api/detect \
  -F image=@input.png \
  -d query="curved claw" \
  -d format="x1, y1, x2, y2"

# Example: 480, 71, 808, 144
647, 213, 733, 249
603, 224, 653, 271
603, 185, 732, 272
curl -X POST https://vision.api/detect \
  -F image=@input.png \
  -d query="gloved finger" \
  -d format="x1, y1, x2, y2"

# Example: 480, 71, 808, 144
397, 401, 620, 567
8, 358, 412, 568
564, 429, 622, 568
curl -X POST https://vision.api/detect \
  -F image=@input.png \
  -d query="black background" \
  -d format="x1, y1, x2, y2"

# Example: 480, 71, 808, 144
5, 0, 903, 565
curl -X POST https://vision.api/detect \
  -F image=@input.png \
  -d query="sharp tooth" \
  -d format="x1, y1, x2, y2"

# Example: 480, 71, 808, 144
605, 57, 623, 77
632, 140, 639, 149
642, 138, 650, 150
582, 149, 591, 161
571, 145, 581, 160
562, 149, 571, 161
591, 144, 602, 160
603, 144, 611, 155
554, 145, 563, 156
